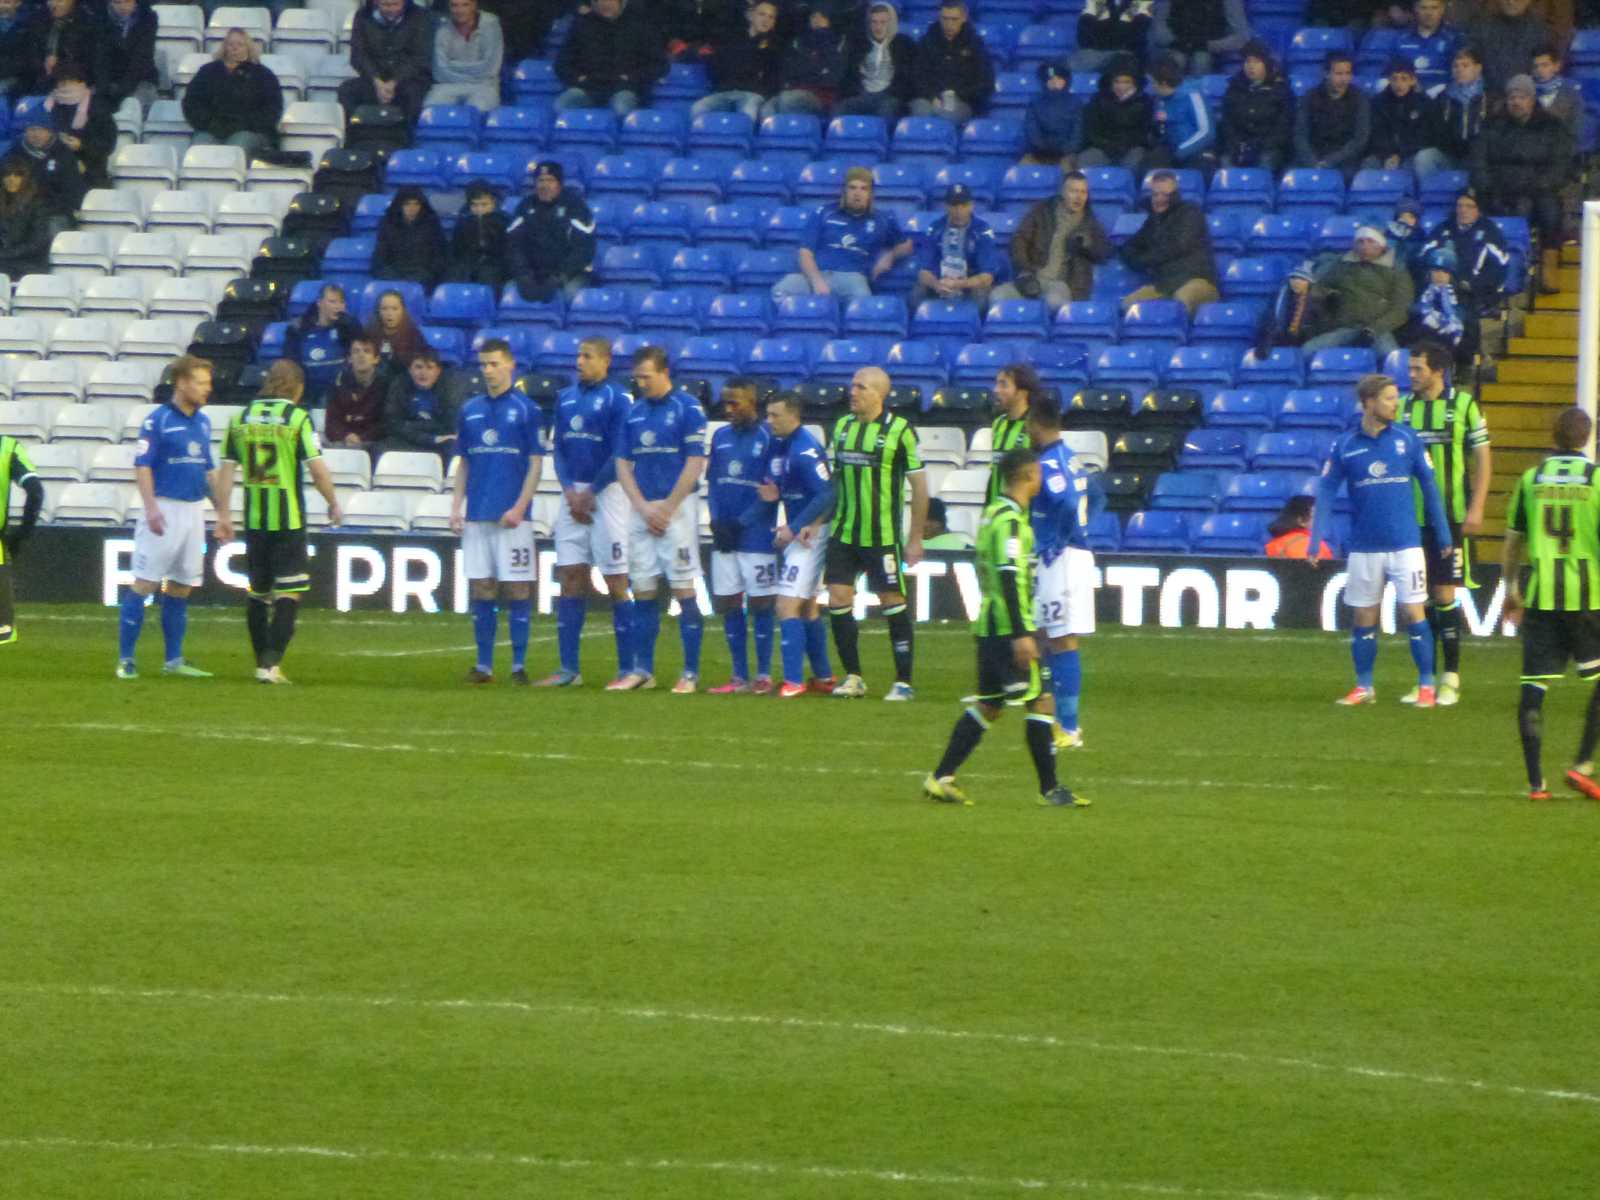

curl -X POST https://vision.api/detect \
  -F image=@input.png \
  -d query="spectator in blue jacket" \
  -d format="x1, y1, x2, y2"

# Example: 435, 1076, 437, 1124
1407, 245, 1465, 351
771, 165, 913, 299
1023, 58, 1083, 166
1394, 0, 1460, 90
1148, 54, 1214, 166
283, 283, 363, 407
911, 184, 1006, 309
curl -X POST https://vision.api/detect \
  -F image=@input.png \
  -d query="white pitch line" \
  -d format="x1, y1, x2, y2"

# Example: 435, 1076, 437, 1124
0, 1133, 1367, 1200
8, 982, 1597, 1110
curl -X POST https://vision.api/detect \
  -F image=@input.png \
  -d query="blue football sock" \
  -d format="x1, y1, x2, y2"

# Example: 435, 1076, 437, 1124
1051, 648, 1081, 730
780, 616, 807, 685
1407, 618, 1435, 687
1352, 624, 1378, 688
507, 599, 532, 671
160, 593, 188, 663
722, 605, 749, 680
611, 599, 634, 675
118, 588, 146, 661
470, 598, 498, 673
556, 595, 585, 674
634, 597, 661, 676
806, 617, 833, 678
752, 607, 775, 677
679, 598, 704, 676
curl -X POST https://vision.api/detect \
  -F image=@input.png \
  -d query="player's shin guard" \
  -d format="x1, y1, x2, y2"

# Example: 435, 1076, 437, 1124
556, 596, 585, 675
829, 606, 861, 675
1520, 682, 1547, 789
1051, 648, 1081, 731
883, 603, 914, 684
118, 587, 146, 661
722, 604, 749, 680
1578, 681, 1600, 765
246, 596, 270, 664
1351, 624, 1378, 688
678, 598, 704, 676
1436, 599, 1462, 675
470, 598, 499, 673
507, 600, 532, 672
633, 596, 662, 675
611, 599, 635, 674
267, 597, 298, 666
160, 593, 188, 664
934, 706, 989, 779
1025, 712, 1060, 792
1407, 618, 1435, 687
752, 607, 775, 678
806, 617, 832, 678
780, 616, 807, 685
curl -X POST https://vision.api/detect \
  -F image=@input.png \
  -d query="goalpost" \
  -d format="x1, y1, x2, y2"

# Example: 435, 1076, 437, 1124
1579, 200, 1600, 449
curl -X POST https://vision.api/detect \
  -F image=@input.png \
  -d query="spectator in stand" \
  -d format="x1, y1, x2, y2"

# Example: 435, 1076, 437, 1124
911, 183, 1004, 310
661, 0, 741, 60
909, 1, 993, 124
424, 0, 503, 112
42, 62, 113, 187
1406, 245, 1467, 351
372, 185, 447, 289
993, 170, 1113, 308
1395, 0, 1461, 89
1294, 51, 1370, 180
447, 181, 509, 288
1150, 0, 1251, 76
482, 0, 561, 61
1470, 0, 1551, 90
1023, 59, 1082, 166
554, 0, 667, 117
1072, 0, 1152, 75
384, 347, 467, 464
1531, 44, 1584, 146
5, 116, 84, 231
507, 160, 595, 301
37, 0, 94, 92
284, 282, 362, 406
771, 165, 912, 299
1306, 0, 1390, 30
1364, 58, 1440, 171
837, 1, 915, 121
0, 0, 40, 102
0, 159, 50, 278
1388, 197, 1428, 279
1119, 169, 1219, 313
183, 29, 283, 158
1264, 496, 1333, 559
1415, 44, 1493, 175
1302, 225, 1414, 356
1419, 190, 1511, 315
1148, 54, 1215, 167
339, 0, 435, 122
1473, 73, 1573, 293
364, 287, 429, 368
1217, 39, 1294, 171
1079, 53, 1157, 171
94, 0, 157, 115
764, 7, 846, 118
922, 498, 973, 550
1255, 260, 1326, 357
325, 337, 391, 453
692, 0, 782, 123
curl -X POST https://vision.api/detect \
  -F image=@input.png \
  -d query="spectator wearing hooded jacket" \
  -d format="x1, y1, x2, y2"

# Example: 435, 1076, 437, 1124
911, 184, 1005, 310
1023, 59, 1083, 166
993, 170, 1114, 307
94, 0, 158, 114
691, 0, 782, 124
1473, 73, 1573, 291
1218, 39, 1294, 170
763, 8, 847, 118
0, 158, 50, 278
1148, 54, 1214, 166
1255, 260, 1326, 357
837, 1, 916, 120
1294, 52, 1370, 179
1072, 0, 1153, 74
1302, 225, 1414, 357
1119, 170, 1219, 313
283, 283, 363, 406
448, 181, 510, 288
1419, 191, 1511, 314
1078, 53, 1157, 171
908, 1, 993, 124
1364, 59, 1440, 170
1415, 44, 1494, 175
508, 160, 596, 301
372, 186, 447, 289
1150, 0, 1251, 76
183, 29, 283, 158
424, 0, 503, 112
554, 0, 667, 117
4, 117, 84, 229
36, 0, 95, 91
339, 0, 433, 121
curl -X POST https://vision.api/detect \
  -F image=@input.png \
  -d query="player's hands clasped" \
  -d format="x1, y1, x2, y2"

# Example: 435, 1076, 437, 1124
644, 500, 672, 536
566, 488, 596, 524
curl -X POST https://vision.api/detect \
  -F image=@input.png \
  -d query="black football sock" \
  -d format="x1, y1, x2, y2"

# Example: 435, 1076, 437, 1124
829, 606, 861, 676
935, 707, 988, 780
1436, 599, 1462, 676
1519, 683, 1547, 790
1024, 713, 1059, 793
1577, 681, 1600, 766
268, 598, 299, 666
884, 602, 914, 684
247, 597, 271, 666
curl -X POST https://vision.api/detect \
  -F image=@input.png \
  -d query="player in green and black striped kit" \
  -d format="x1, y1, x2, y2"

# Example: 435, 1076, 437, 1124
0, 434, 44, 645
1399, 341, 1491, 705
986, 362, 1037, 502
825, 367, 929, 700
924, 448, 1085, 808
216, 361, 343, 683
1503, 407, 1600, 801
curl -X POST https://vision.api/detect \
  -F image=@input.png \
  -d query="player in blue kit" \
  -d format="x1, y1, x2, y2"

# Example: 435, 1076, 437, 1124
541, 336, 636, 688
1026, 392, 1103, 754
117, 355, 233, 679
1309, 374, 1453, 707
762, 392, 837, 698
610, 346, 709, 695
706, 378, 778, 695
449, 339, 544, 685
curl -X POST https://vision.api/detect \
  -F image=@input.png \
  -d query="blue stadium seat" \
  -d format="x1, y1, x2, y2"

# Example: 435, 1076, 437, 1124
952, 341, 1011, 386
1122, 510, 1193, 553
726, 158, 796, 203
1223, 471, 1298, 511
351, 193, 393, 235
635, 289, 700, 333
416, 104, 482, 149
999, 163, 1062, 209
421, 325, 467, 364
1383, 347, 1409, 386
1151, 471, 1224, 512
612, 331, 683, 364
843, 295, 909, 337
1570, 27, 1600, 70
656, 62, 710, 105
910, 299, 982, 342
1357, 27, 1400, 74
426, 283, 495, 329
447, 150, 520, 190
587, 196, 632, 245
1247, 213, 1314, 253
1206, 211, 1246, 254
511, 59, 560, 102
1317, 213, 1363, 253
764, 205, 818, 247
1222, 257, 1289, 300
482, 105, 549, 149
1082, 165, 1136, 210
1252, 431, 1330, 471
794, 159, 851, 204
891, 116, 959, 167
1110, 211, 1147, 246
814, 337, 886, 383
1348, 168, 1413, 213
1417, 168, 1469, 210
1237, 346, 1305, 387
1180, 428, 1252, 470
885, 340, 948, 395
534, 330, 582, 371
989, 70, 1042, 116
1205, 389, 1274, 429
1307, 346, 1376, 384
663, 245, 733, 290
472, 326, 539, 370
702, 292, 770, 335
1288, 26, 1354, 66
385, 149, 446, 189
586, 153, 660, 201
1092, 345, 1160, 390
620, 108, 687, 154
287, 279, 327, 310
872, 161, 927, 207
1084, 509, 1122, 552
565, 287, 634, 335
987, 210, 1022, 239
1191, 300, 1262, 342
322, 235, 375, 276
1014, 21, 1075, 66
550, 108, 618, 153
958, 117, 1026, 162
1208, 167, 1273, 210
628, 200, 696, 247
688, 111, 755, 157
773, 293, 840, 336
734, 248, 792, 289
690, 201, 762, 247
1165, 345, 1235, 386
497, 282, 565, 330
1276, 388, 1351, 430
1053, 299, 1118, 341
823, 115, 889, 159
756, 113, 823, 162
983, 298, 1049, 342
258, 322, 288, 360
358, 280, 426, 322
1193, 512, 1267, 554
597, 244, 663, 288
1121, 299, 1188, 340
657, 157, 731, 206
1090, 260, 1143, 301
745, 336, 812, 386
1276, 168, 1345, 210
927, 161, 1000, 207
1022, 341, 1091, 389
675, 335, 744, 387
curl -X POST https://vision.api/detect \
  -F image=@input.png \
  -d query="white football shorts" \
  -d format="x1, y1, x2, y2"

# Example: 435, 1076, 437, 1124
1035, 546, 1097, 638
628, 500, 702, 589
777, 533, 827, 600
462, 519, 536, 582
710, 549, 778, 598
131, 498, 205, 587
553, 482, 630, 575
1344, 547, 1428, 608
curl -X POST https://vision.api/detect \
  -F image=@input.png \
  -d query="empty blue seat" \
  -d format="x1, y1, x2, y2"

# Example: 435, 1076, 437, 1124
385, 149, 446, 189
497, 282, 565, 329
1348, 168, 1413, 212
1193, 512, 1267, 554
472, 326, 538, 369
1122, 510, 1193, 553
1357, 27, 1400, 73
999, 163, 1062, 208
756, 113, 823, 161
1276, 167, 1345, 210
482, 105, 548, 148
975, 20, 1023, 64
1110, 211, 1147, 246
1205, 389, 1274, 429
586, 154, 660, 200
416, 104, 482, 148
823, 115, 888, 159
656, 61, 710, 104
726, 158, 795, 202
1092, 345, 1160, 390
927, 161, 1000, 206
1084, 509, 1122, 552
1223, 471, 1298, 511
1180, 428, 1252, 471
734, 248, 791, 289
1288, 26, 1355, 66
953, 341, 1011, 386
257, 322, 288, 359
885, 340, 948, 394
911, 299, 982, 341
534, 330, 583, 372
1165, 345, 1235, 386
1206, 210, 1245, 254
1191, 300, 1262, 342
745, 336, 812, 385
597, 244, 662, 288
587, 196, 632, 243
1570, 26, 1600, 69
1417, 168, 1469, 210
620, 108, 687, 153
688, 111, 755, 156
1237, 346, 1305, 387
322, 235, 375, 275
763, 205, 818, 247
983, 297, 1049, 341
351, 193, 393, 235
872, 161, 927, 206
1054, 299, 1117, 341
843, 294, 909, 337
1276, 388, 1351, 430
1023, 341, 1090, 388
550, 108, 618, 153
1121, 299, 1188, 340
1151, 472, 1224, 512
448, 150, 520, 190
565, 287, 634, 334
1081, 165, 1135, 210
958, 117, 1026, 162
635, 289, 700, 332
1252, 430, 1329, 471
690, 202, 761, 246
1248, 213, 1314, 253
773, 293, 840, 336
511, 58, 560, 102
1222, 257, 1289, 300
421, 325, 467, 364
1307, 346, 1376, 384
427, 283, 495, 329
891, 116, 958, 166
675, 335, 744, 381
658, 157, 731, 206
702, 292, 770, 335
989, 71, 1042, 115
628, 200, 696, 246
1014, 21, 1075, 65
814, 337, 886, 383
663, 245, 733, 290
794, 159, 851, 204
1208, 167, 1273, 209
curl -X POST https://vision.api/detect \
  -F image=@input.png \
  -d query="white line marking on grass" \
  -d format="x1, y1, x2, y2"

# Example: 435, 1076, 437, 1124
9, 982, 1597, 1110
0, 1133, 1374, 1199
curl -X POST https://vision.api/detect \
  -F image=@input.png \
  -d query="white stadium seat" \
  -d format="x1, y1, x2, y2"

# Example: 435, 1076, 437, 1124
919, 425, 966, 469
530, 493, 559, 538
342, 491, 413, 531
149, 276, 224, 319
943, 505, 979, 541
1062, 431, 1109, 474
244, 157, 316, 208
114, 97, 144, 144
180, 144, 249, 205
279, 101, 344, 159
141, 99, 194, 151
261, 53, 308, 101
373, 451, 445, 492
50, 404, 125, 444
50, 231, 115, 288
0, 315, 47, 357
47, 318, 117, 365
937, 467, 988, 507
146, 189, 216, 233
181, 233, 254, 280
320, 446, 372, 489
88, 443, 141, 482
171, 50, 210, 98
51, 482, 130, 525
304, 51, 357, 103
91, 361, 163, 408
113, 232, 184, 284
204, 405, 245, 438
409, 492, 454, 531
921, 462, 951, 500
76, 189, 146, 234
110, 144, 180, 207
10, 274, 79, 316
22, 442, 87, 482
205, 5, 272, 53
214, 190, 288, 239
302, 489, 333, 528
13, 361, 86, 405
119, 318, 197, 363
152, 3, 204, 88
0, 399, 58, 440
966, 425, 994, 466
272, 8, 336, 54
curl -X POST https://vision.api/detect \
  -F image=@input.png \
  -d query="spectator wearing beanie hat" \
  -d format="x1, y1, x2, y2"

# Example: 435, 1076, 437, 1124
1388, 198, 1427, 282
1301, 225, 1414, 358
1255, 259, 1326, 358
1023, 57, 1084, 166
1408, 246, 1466, 351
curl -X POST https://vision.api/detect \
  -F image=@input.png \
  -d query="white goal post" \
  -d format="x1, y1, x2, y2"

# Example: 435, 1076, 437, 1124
1580, 199, 1600, 452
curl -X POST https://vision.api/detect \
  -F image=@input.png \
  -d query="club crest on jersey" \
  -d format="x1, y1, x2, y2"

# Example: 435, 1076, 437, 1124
483, 428, 500, 446
729, 460, 742, 476
571, 415, 584, 431
641, 430, 656, 446
187, 441, 201, 456
309, 347, 326, 360
1369, 460, 1388, 478
1046, 472, 1065, 493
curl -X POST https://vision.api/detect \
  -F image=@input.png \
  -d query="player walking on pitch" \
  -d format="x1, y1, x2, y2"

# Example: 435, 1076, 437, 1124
1502, 407, 1600, 801
117, 355, 233, 679
0, 433, 42, 646
764, 392, 837, 697
1309, 374, 1452, 706
924, 448, 1086, 808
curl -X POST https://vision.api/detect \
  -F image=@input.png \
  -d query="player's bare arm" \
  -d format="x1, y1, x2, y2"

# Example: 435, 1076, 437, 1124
501, 456, 541, 528
136, 466, 165, 535
1465, 441, 1491, 534
904, 470, 929, 566
449, 455, 468, 535
209, 468, 234, 543
308, 458, 343, 526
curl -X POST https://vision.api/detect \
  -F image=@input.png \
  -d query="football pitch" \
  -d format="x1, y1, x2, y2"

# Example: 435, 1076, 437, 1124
3, 605, 1598, 1200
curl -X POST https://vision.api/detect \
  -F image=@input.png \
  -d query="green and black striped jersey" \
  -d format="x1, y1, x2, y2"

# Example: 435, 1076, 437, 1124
986, 412, 1030, 503
975, 495, 1036, 638
1506, 453, 1600, 612
0, 435, 37, 529
1399, 389, 1489, 526
223, 398, 324, 532
829, 409, 922, 548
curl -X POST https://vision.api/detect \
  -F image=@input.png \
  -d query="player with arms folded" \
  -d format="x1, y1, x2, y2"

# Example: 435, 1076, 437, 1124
762, 392, 836, 697
449, 339, 543, 685
706, 377, 779, 694
0, 433, 43, 646
1309, 373, 1452, 706
924, 448, 1086, 809
1502, 407, 1600, 802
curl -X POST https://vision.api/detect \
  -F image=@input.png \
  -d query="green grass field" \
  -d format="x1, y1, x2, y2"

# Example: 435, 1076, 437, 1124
3, 604, 1598, 1200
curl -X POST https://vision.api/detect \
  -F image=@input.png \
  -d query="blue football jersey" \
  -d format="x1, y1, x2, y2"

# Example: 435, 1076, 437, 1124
616, 391, 708, 502
134, 403, 214, 501
708, 421, 776, 553
809, 205, 904, 274
553, 380, 631, 490
769, 426, 831, 520
456, 388, 544, 522
1311, 420, 1450, 555
1032, 440, 1096, 562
